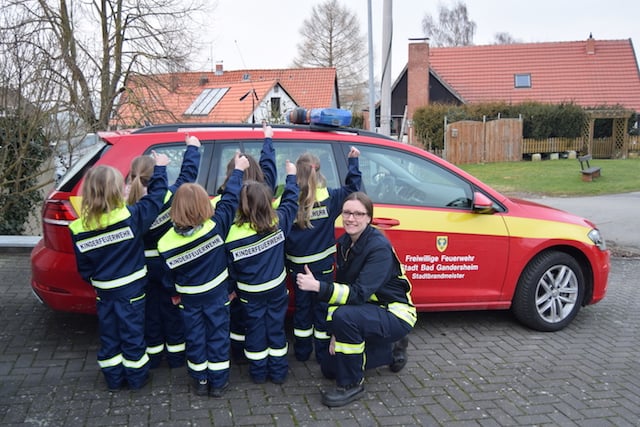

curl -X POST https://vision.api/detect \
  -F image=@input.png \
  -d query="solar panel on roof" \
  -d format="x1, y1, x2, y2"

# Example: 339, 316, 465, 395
184, 88, 229, 116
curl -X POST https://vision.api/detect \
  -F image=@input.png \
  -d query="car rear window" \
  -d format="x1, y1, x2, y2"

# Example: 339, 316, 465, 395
56, 142, 110, 192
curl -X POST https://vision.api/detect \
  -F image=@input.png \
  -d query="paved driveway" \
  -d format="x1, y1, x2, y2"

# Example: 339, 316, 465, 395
1, 248, 640, 426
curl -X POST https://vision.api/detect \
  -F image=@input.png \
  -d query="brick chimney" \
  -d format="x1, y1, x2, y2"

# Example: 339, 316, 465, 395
586, 33, 595, 55
215, 61, 224, 76
407, 38, 430, 143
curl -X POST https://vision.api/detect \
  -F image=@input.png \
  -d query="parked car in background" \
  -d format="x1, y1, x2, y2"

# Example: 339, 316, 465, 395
30, 109, 610, 331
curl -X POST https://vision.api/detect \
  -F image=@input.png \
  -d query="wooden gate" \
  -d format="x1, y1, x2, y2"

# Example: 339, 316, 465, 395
444, 118, 522, 164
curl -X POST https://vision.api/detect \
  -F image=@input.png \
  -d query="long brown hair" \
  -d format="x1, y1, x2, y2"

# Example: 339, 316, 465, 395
170, 183, 213, 229
295, 152, 327, 229
235, 181, 277, 234
80, 165, 125, 230
126, 155, 155, 205
218, 154, 263, 193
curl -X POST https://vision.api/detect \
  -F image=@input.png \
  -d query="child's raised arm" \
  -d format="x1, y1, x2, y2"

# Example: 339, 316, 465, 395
235, 151, 250, 172
185, 134, 201, 148
152, 150, 170, 167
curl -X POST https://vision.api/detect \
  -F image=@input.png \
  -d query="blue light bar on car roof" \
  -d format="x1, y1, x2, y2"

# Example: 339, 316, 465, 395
287, 108, 352, 127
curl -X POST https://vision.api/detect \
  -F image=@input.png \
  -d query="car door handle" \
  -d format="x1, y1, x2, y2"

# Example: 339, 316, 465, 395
372, 217, 400, 229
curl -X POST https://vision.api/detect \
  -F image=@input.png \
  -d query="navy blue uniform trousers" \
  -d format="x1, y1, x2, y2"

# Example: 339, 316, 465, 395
181, 292, 230, 389
96, 282, 149, 389
321, 303, 413, 387
242, 290, 289, 382
145, 256, 185, 368
292, 269, 332, 364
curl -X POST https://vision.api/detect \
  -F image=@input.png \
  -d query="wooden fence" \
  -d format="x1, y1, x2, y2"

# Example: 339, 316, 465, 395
629, 135, 639, 153
443, 120, 638, 164
522, 137, 584, 154
444, 119, 522, 164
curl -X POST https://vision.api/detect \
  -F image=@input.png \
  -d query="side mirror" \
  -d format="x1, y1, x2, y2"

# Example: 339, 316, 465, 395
472, 192, 495, 214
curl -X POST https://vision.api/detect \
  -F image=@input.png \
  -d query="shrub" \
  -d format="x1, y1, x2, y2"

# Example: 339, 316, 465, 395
412, 102, 589, 150
0, 117, 49, 235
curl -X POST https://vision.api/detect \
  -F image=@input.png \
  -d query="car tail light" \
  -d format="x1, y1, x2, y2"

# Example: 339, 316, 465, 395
42, 199, 78, 253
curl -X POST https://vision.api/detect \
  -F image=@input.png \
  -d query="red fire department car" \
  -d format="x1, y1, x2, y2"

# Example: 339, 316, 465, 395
31, 110, 609, 332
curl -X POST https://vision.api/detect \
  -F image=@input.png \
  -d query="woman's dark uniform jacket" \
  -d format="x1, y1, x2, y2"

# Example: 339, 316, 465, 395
319, 224, 417, 329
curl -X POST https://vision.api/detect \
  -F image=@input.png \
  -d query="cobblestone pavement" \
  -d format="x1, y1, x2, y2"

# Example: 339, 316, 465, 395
2, 248, 640, 427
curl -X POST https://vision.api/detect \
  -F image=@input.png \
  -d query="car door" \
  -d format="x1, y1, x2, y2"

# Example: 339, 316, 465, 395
347, 143, 511, 310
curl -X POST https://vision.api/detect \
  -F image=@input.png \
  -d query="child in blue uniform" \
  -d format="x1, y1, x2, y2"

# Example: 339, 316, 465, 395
225, 159, 298, 384
125, 135, 201, 369
157, 152, 249, 398
69, 153, 170, 392
285, 147, 361, 364
213, 124, 277, 364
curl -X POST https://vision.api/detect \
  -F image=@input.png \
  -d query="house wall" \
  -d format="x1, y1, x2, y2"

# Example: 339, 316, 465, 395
251, 88, 297, 124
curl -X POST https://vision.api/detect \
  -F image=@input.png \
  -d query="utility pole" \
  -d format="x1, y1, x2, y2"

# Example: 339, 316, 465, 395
380, 0, 392, 136
367, 0, 376, 132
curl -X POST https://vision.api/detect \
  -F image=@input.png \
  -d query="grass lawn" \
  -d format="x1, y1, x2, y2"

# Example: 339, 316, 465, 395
458, 157, 640, 196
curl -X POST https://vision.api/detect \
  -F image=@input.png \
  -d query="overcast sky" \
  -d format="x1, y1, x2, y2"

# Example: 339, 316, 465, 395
192, 0, 640, 82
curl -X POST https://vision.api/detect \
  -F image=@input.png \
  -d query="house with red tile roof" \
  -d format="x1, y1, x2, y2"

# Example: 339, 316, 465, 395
112, 64, 339, 127
384, 36, 640, 141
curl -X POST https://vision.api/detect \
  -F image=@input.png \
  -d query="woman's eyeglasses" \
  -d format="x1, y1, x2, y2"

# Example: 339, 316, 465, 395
341, 210, 367, 219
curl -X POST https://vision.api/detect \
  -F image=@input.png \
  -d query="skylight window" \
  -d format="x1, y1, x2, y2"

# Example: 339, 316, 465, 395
184, 88, 229, 116
514, 74, 531, 88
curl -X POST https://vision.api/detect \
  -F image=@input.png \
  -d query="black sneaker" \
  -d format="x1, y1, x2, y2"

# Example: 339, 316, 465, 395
389, 335, 409, 373
194, 378, 208, 396
209, 381, 229, 398
321, 380, 365, 407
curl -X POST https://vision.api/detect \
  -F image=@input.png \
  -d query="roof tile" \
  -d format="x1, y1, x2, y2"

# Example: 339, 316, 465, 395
428, 39, 640, 111
114, 68, 337, 126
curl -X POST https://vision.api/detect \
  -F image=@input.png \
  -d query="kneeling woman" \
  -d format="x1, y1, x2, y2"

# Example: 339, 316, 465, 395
296, 191, 416, 408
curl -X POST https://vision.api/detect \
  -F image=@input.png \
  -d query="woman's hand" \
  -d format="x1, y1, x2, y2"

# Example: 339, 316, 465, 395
296, 264, 320, 292
348, 146, 360, 158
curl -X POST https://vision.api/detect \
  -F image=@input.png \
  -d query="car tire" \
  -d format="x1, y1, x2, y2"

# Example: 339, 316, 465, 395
512, 250, 584, 332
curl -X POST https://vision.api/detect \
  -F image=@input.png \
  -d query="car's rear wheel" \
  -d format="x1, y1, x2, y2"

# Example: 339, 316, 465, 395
512, 250, 584, 332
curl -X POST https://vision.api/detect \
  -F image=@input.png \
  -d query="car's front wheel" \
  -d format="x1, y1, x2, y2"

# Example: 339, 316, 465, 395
512, 250, 585, 332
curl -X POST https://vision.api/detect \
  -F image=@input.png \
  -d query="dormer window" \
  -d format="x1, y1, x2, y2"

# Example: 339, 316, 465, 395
514, 74, 531, 88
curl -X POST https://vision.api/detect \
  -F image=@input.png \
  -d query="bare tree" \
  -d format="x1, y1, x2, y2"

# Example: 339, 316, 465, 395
292, 0, 368, 111
422, 1, 476, 47
0, 5, 64, 234
4, 0, 207, 133
1, 0, 207, 234
493, 32, 521, 45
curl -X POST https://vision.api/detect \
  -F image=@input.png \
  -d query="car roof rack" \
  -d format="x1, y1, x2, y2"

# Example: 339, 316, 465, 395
130, 122, 391, 140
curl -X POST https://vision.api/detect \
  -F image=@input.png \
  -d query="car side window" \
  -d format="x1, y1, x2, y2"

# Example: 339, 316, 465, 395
148, 144, 204, 185
216, 142, 339, 190
354, 144, 473, 208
